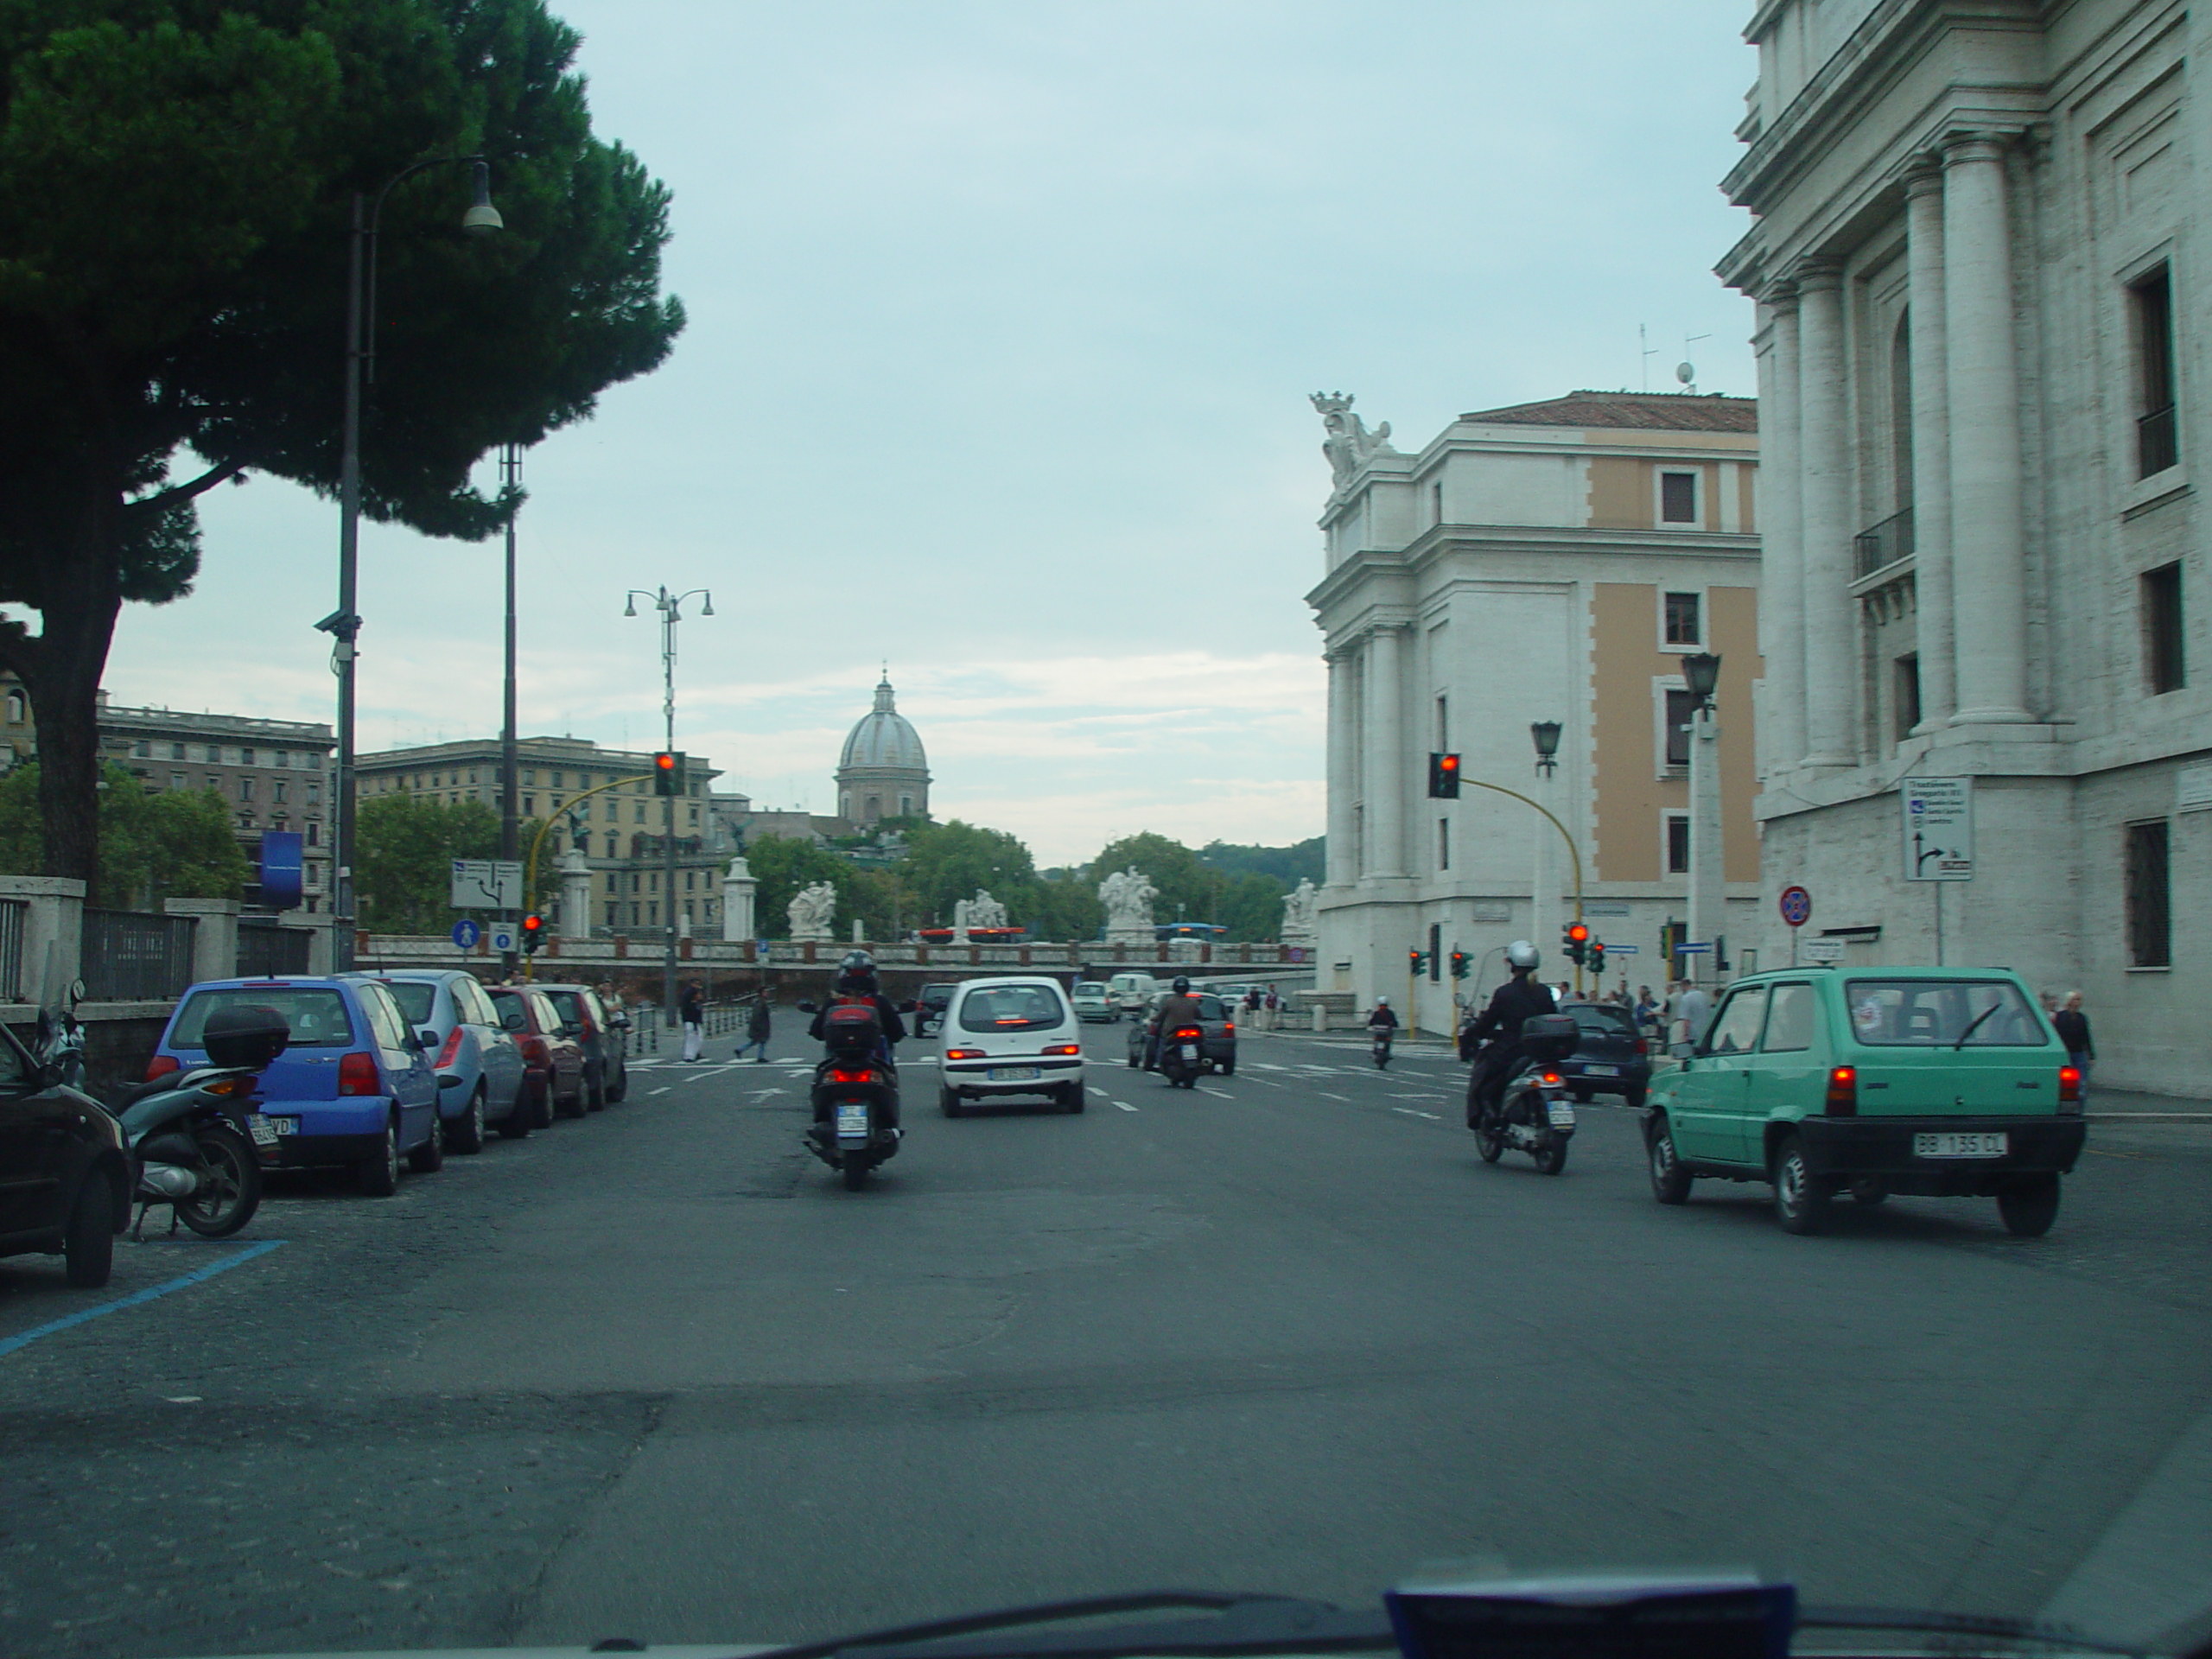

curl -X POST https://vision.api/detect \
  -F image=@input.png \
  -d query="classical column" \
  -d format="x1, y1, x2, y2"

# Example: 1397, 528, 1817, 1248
1362, 624, 1408, 877
1324, 650, 1357, 887
1942, 133, 2031, 724
1904, 162, 1957, 728
1795, 259, 1855, 766
1756, 287, 1808, 768
558, 847, 594, 941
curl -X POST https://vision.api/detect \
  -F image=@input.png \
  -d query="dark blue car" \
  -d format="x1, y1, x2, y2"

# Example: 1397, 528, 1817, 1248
153, 976, 443, 1196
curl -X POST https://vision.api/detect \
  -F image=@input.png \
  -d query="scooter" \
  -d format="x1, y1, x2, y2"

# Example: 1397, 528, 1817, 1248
798, 999, 903, 1191
1158, 1024, 1207, 1089
1471, 1014, 1580, 1177
1369, 1024, 1394, 1069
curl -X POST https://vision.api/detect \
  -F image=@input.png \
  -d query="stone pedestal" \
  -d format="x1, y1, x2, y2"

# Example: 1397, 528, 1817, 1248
1104, 923, 1153, 953
558, 849, 593, 942
0, 874, 85, 1006
721, 855, 757, 943
164, 897, 239, 985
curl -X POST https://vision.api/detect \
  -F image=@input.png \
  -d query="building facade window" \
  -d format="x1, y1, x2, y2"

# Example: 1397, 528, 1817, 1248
170, 741, 185, 760
132, 740, 150, 758
1663, 688, 1695, 768
2126, 818, 2171, 968
2132, 264, 2178, 479
306, 822, 318, 846
239, 747, 255, 766
1893, 654, 1922, 742
271, 780, 288, 804
1663, 592, 1701, 645
238, 778, 254, 802
1660, 470, 1698, 524
2144, 562, 2185, 693
4, 691, 23, 724
169, 772, 186, 790
274, 751, 289, 768
1665, 813, 1691, 874
1437, 818, 1450, 871
205, 745, 221, 763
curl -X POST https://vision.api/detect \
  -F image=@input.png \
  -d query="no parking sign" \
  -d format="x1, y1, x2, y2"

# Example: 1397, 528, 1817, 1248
1778, 886, 1812, 929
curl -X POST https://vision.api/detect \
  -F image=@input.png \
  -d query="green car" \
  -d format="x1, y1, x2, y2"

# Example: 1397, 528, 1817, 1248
1643, 966, 2086, 1237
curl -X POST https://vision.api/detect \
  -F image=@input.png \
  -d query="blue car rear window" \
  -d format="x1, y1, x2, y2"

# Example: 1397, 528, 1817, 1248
174, 988, 355, 1048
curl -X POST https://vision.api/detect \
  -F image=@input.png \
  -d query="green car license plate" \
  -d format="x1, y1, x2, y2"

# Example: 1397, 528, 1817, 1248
1915, 1131, 2008, 1159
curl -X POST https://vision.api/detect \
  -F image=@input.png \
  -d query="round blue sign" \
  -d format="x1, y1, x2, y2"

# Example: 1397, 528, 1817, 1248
452, 918, 482, 949
1778, 885, 1812, 928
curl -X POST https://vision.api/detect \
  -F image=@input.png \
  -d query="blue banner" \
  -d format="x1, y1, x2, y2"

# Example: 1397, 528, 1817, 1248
257, 830, 304, 909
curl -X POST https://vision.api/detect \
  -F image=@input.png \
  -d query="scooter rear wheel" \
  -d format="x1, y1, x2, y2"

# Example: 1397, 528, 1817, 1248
842, 1155, 871, 1191
175, 1124, 261, 1236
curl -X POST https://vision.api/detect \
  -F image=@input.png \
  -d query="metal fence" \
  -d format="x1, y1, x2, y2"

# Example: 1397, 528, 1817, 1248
81, 908, 198, 1001
2139, 404, 2178, 479
1853, 506, 1916, 579
0, 899, 24, 1002
238, 922, 311, 979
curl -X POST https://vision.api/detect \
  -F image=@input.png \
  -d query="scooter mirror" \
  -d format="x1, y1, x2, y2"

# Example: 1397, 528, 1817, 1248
897, 1000, 918, 1014
796, 1000, 818, 1014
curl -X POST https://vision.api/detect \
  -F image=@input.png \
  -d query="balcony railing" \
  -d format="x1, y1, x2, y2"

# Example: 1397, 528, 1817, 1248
2138, 404, 2178, 478
1853, 507, 1916, 579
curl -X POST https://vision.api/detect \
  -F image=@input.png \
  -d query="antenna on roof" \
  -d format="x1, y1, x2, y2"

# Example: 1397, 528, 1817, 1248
1680, 333, 1712, 395
1640, 324, 1656, 393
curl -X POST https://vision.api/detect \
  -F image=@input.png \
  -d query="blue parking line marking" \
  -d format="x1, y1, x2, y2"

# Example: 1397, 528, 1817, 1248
0, 1239, 286, 1360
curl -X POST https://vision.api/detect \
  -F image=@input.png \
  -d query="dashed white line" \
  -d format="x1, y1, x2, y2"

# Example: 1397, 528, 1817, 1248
1319, 1091, 1351, 1102
649, 1085, 672, 1096
1113, 1101, 1139, 1112
1198, 1086, 1232, 1098
1391, 1106, 1443, 1120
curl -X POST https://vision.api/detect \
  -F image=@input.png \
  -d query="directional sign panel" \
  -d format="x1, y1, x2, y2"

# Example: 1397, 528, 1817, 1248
450, 859, 524, 911
1902, 778, 1974, 881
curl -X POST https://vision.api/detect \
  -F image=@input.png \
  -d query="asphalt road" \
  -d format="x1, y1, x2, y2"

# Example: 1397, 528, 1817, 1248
3, 1024, 2210, 1659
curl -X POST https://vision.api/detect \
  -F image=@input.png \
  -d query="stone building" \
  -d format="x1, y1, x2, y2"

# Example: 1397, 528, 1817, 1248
835, 674, 930, 826
354, 737, 727, 938
1308, 391, 1763, 1033
1718, 0, 2206, 1090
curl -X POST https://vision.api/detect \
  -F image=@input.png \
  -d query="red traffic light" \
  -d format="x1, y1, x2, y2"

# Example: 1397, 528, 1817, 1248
521, 914, 542, 931
653, 752, 675, 772
1566, 923, 1590, 944
1439, 753, 1459, 774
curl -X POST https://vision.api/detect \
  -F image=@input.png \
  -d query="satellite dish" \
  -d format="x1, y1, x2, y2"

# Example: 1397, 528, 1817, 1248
1675, 361, 1696, 385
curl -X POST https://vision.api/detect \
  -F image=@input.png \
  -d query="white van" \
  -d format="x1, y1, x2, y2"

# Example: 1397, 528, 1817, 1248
1106, 973, 1158, 1016
937, 977, 1086, 1116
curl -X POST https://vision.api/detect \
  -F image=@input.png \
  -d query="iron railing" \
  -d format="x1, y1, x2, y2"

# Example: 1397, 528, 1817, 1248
1853, 506, 1916, 579
81, 908, 196, 1001
238, 921, 311, 979
2138, 404, 2178, 478
0, 899, 25, 1002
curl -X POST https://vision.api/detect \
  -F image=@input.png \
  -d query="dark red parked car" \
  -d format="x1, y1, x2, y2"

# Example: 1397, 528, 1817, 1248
487, 987, 586, 1122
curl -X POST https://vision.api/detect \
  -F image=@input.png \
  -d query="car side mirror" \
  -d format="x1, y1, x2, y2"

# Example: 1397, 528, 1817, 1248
797, 1001, 818, 1014
898, 1000, 918, 1014
417, 1028, 441, 1052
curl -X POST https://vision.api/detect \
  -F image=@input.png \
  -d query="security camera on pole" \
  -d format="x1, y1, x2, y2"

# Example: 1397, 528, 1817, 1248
625, 585, 714, 1027
1681, 652, 1725, 986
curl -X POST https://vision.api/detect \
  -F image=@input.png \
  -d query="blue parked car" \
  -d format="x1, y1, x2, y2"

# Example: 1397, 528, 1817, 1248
154, 976, 442, 1196
351, 970, 532, 1148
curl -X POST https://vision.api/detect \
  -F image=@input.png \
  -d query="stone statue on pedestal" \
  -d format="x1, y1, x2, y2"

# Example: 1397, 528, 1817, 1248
1311, 391, 1399, 494
721, 855, 757, 943
1280, 877, 1319, 945
1099, 865, 1158, 949
787, 880, 837, 942
954, 889, 1008, 937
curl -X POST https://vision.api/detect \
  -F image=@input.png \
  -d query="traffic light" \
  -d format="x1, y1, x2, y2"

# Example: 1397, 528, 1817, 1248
1562, 921, 1590, 967
1588, 941, 1605, 976
1408, 949, 1426, 976
521, 913, 544, 955
1427, 752, 1461, 798
1449, 950, 1469, 980
652, 751, 684, 796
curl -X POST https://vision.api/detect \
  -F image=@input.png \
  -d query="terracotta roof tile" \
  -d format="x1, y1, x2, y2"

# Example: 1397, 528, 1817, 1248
1458, 390, 1758, 434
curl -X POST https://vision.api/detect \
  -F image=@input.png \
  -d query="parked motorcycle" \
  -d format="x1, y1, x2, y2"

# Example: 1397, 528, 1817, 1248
50, 1001, 287, 1238
798, 999, 903, 1190
1471, 1013, 1580, 1176
1369, 1023, 1394, 1069
1159, 1023, 1207, 1089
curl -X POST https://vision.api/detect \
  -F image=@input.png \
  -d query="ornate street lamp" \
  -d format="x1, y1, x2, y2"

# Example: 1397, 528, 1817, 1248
1682, 651, 1722, 708
1529, 721, 1562, 777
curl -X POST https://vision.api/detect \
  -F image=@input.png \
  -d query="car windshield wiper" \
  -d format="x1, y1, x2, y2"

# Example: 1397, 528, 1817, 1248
743, 1592, 1395, 1659
1953, 1003, 2002, 1049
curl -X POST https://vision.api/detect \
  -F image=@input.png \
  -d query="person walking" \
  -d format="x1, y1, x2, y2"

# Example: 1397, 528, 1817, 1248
2053, 991, 2093, 1095
734, 996, 772, 1063
1672, 979, 1713, 1058
679, 980, 705, 1063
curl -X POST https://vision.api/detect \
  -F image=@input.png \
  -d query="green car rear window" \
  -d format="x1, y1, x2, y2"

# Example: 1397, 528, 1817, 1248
1845, 979, 2049, 1047
175, 988, 355, 1048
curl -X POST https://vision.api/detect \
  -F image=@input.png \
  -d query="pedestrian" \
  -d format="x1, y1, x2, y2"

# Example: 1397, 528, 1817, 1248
734, 995, 772, 1063
679, 980, 705, 1062
2052, 990, 2093, 1095
1635, 984, 1658, 1034
1673, 978, 1713, 1058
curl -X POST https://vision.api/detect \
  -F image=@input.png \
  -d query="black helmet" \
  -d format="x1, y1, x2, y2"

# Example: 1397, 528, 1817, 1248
1172, 975, 1192, 994
835, 950, 879, 995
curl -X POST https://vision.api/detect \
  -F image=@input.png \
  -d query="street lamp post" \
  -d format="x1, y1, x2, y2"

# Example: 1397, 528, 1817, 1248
1681, 652, 1724, 986
1529, 721, 1563, 989
328, 157, 501, 970
499, 442, 522, 974
625, 585, 714, 1025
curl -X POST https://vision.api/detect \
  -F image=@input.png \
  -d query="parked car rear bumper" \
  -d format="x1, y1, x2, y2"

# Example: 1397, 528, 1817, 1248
1796, 1114, 2086, 1186
1560, 1058, 1650, 1096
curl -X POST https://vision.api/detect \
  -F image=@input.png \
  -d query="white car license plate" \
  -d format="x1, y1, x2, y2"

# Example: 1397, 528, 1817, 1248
836, 1103, 870, 1139
245, 1114, 292, 1146
1547, 1101, 1577, 1128
1915, 1131, 2008, 1159
988, 1066, 1039, 1083
1585, 1064, 1618, 1077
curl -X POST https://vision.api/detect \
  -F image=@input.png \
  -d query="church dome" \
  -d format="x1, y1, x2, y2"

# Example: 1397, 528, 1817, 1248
839, 676, 927, 772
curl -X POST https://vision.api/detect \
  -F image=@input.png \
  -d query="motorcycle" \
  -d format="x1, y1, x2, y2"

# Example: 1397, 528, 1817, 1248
798, 999, 903, 1190
1369, 1023, 1394, 1069
1471, 1013, 1580, 1176
43, 998, 284, 1238
1157, 1024, 1208, 1089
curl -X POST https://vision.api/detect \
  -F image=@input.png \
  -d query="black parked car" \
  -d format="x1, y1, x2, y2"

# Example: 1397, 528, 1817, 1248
0, 1022, 129, 1287
915, 982, 958, 1037
1556, 999, 1652, 1108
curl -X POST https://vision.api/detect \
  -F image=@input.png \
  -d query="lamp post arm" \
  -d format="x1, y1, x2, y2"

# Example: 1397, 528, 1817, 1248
521, 772, 654, 981
1457, 775, 1585, 922
362, 153, 489, 384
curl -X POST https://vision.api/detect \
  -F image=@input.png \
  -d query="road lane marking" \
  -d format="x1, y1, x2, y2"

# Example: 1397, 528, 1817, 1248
1391, 1107, 1443, 1120
1113, 1101, 1139, 1112
1319, 1091, 1351, 1102
0, 1241, 286, 1361
1198, 1086, 1233, 1098
649, 1086, 672, 1096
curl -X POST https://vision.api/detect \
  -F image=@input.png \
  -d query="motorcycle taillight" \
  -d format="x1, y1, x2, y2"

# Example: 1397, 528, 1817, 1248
145, 1054, 181, 1084
337, 1052, 381, 1096
1541, 1071, 1563, 1086
1173, 1027, 1202, 1040
828, 1068, 872, 1084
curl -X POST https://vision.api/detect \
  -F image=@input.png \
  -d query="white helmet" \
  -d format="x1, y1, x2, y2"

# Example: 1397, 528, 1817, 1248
1506, 939, 1541, 970
1376, 995, 1389, 1007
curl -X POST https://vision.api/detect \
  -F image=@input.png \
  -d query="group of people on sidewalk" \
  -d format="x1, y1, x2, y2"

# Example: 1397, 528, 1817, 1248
676, 981, 775, 1065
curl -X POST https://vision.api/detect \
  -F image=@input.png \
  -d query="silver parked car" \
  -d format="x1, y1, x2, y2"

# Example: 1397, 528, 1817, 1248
359, 970, 535, 1147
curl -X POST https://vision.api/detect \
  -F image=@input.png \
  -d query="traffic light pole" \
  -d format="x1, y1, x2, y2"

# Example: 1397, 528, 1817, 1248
1452, 774, 1585, 986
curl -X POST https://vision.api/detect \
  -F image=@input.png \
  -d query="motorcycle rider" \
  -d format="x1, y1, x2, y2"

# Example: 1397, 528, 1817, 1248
1459, 940, 1558, 1129
1364, 995, 1398, 1056
1146, 975, 1206, 1070
808, 951, 908, 1124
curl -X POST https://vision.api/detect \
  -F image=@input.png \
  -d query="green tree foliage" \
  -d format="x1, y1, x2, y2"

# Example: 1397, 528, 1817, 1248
0, 764, 249, 906
899, 820, 1035, 925
744, 834, 851, 940
0, 1, 684, 892
355, 791, 499, 933
1088, 832, 1307, 943
1200, 836, 1325, 887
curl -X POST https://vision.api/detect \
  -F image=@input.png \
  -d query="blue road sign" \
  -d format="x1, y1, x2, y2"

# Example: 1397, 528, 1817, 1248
1606, 944, 1640, 954
1676, 942, 1713, 954
451, 918, 481, 950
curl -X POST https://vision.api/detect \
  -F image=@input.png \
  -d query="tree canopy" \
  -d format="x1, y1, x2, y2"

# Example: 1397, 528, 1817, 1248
0, 763, 249, 906
0, 0, 683, 893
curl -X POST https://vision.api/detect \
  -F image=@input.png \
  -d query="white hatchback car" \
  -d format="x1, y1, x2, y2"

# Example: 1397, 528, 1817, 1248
936, 977, 1086, 1116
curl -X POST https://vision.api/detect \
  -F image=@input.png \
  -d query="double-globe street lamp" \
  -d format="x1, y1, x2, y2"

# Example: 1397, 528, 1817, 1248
624, 586, 714, 1023
324, 158, 503, 969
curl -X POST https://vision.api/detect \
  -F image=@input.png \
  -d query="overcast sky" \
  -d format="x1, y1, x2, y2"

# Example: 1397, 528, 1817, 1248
108, 1, 1760, 866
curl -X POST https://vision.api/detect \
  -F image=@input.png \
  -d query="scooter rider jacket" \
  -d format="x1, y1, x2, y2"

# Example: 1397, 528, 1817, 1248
808, 995, 909, 1050
1462, 975, 1556, 1065
1367, 1005, 1399, 1030
1153, 994, 1205, 1039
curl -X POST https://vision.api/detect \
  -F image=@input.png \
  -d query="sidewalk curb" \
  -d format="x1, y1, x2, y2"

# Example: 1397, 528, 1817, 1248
2088, 1112, 2212, 1122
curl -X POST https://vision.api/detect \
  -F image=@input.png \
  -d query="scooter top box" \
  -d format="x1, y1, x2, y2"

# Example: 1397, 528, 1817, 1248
1518, 1013, 1580, 1064
823, 1001, 883, 1052
200, 1004, 291, 1071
